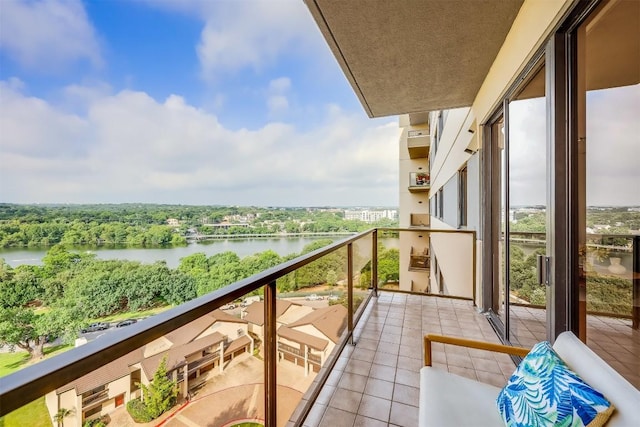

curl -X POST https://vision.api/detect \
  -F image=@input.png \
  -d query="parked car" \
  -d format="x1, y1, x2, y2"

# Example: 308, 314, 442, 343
116, 319, 137, 328
305, 294, 323, 301
220, 303, 236, 310
327, 294, 339, 301
81, 322, 109, 333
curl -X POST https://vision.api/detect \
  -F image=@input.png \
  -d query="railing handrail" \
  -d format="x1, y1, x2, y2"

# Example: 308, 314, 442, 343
0, 228, 375, 416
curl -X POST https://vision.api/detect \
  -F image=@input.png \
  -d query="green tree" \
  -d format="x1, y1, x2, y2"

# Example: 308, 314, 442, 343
42, 245, 82, 277
53, 407, 73, 427
0, 307, 73, 360
378, 248, 400, 283
326, 269, 337, 286
140, 355, 178, 420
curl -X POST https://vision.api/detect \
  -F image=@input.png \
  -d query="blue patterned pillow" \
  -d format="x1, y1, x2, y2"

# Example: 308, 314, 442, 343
496, 341, 615, 427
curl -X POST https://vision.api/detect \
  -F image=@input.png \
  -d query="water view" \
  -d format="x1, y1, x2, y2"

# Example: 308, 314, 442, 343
0, 236, 346, 268
0, 236, 400, 269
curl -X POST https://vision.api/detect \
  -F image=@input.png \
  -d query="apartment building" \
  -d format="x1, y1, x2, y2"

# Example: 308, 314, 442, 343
344, 209, 397, 223
306, 0, 639, 346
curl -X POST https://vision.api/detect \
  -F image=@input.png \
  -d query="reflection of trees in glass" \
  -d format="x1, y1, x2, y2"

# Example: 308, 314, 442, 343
508, 245, 546, 305
509, 244, 631, 315
586, 274, 631, 315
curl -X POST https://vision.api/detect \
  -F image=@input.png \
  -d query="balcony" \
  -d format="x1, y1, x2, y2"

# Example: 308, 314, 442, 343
82, 387, 109, 408
1, 228, 637, 427
410, 213, 430, 227
408, 172, 430, 193
409, 247, 429, 271
407, 130, 430, 159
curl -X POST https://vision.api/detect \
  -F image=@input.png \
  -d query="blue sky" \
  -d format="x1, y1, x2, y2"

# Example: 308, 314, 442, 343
0, 0, 399, 206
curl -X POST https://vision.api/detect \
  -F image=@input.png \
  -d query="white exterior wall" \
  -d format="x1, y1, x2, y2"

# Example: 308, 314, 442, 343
429, 0, 575, 306
290, 325, 335, 359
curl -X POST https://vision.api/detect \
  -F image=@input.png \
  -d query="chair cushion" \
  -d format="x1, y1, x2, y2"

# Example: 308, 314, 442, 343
553, 331, 640, 427
419, 367, 503, 426
496, 341, 614, 427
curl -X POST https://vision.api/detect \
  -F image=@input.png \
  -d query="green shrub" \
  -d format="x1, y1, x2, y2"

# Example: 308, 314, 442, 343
83, 418, 107, 427
126, 398, 152, 423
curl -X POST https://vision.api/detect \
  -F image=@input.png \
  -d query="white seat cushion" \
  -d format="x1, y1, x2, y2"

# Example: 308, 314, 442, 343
419, 367, 503, 427
553, 331, 640, 427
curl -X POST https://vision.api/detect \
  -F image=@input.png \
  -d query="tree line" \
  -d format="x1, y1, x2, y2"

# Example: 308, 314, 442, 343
0, 204, 398, 248
0, 239, 399, 362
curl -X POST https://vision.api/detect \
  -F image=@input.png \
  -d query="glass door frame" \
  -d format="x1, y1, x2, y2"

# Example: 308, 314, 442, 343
481, 0, 602, 344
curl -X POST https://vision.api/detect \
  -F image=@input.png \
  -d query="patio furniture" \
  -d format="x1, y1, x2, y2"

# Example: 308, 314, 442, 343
419, 331, 640, 426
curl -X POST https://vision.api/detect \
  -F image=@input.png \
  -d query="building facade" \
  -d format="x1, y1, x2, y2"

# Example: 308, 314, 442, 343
307, 0, 639, 348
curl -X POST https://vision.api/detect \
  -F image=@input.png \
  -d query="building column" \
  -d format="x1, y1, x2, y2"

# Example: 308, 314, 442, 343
304, 345, 309, 377
181, 365, 188, 398
219, 342, 224, 373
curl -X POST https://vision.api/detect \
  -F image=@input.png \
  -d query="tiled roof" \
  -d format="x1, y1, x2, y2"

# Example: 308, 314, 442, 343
223, 335, 252, 356
56, 310, 246, 396
164, 310, 244, 346
278, 325, 329, 351
141, 332, 225, 378
57, 348, 143, 395
287, 304, 348, 344
243, 300, 299, 326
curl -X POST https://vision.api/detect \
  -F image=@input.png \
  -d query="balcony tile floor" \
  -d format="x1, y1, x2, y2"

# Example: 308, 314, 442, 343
297, 292, 640, 427
299, 292, 515, 427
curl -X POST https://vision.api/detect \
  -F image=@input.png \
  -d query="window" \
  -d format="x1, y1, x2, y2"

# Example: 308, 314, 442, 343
458, 165, 468, 227
130, 369, 141, 393
438, 188, 444, 219
237, 328, 245, 337
83, 406, 101, 419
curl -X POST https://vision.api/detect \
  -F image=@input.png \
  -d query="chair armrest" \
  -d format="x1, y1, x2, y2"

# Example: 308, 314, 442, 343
423, 334, 530, 366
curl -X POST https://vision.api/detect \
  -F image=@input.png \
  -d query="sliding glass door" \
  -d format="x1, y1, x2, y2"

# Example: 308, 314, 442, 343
490, 60, 549, 347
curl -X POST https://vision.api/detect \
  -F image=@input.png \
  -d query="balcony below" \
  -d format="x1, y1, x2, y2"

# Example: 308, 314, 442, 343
407, 131, 430, 159
296, 292, 640, 426
410, 213, 430, 227
408, 172, 430, 193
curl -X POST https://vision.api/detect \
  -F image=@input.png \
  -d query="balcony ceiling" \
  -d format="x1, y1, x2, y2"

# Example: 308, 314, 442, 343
306, 0, 524, 118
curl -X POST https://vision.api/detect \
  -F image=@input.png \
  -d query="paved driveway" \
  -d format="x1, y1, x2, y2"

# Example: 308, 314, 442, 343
163, 354, 315, 427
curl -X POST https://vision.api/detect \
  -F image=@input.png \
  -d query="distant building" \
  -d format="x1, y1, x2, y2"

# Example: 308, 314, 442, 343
166, 218, 180, 227
344, 209, 397, 223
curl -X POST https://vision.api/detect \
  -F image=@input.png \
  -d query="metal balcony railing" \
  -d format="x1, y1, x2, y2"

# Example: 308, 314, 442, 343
0, 227, 483, 426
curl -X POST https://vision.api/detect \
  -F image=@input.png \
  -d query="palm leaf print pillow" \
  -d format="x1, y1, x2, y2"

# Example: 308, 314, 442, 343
496, 341, 614, 427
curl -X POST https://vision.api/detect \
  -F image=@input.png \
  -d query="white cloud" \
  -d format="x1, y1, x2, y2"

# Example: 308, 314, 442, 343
269, 77, 291, 93
194, 1, 321, 81
0, 0, 102, 70
0, 83, 399, 206
267, 95, 289, 113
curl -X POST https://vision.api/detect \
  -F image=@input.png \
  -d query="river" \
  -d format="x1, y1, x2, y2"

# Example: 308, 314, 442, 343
0, 235, 399, 269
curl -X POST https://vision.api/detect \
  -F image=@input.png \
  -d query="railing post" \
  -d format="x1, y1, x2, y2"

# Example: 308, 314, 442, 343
633, 236, 639, 330
264, 281, 277, 426
348, 243, 354, 345
372, 229, 378, 297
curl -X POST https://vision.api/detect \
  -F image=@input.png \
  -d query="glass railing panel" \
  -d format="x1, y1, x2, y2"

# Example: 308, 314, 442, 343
0, 230, 377, 427
352, 233, 373, 321
378, 229, 400, 291
276, 241, 356, 426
